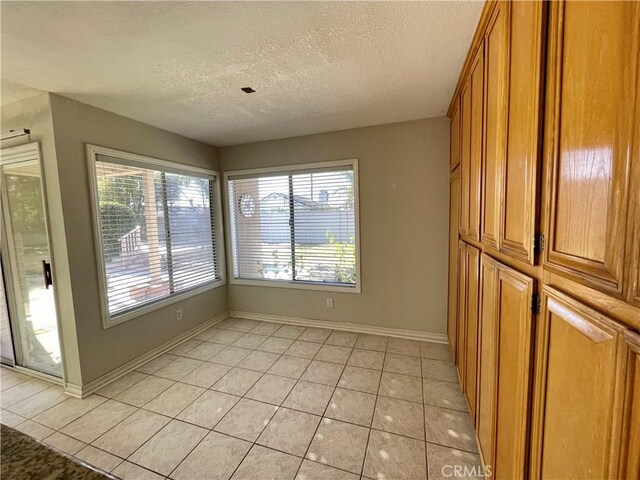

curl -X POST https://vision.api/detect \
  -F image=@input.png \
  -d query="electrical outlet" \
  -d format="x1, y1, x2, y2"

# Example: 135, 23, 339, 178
326, 298, 334, 308
176, 309, 183, 321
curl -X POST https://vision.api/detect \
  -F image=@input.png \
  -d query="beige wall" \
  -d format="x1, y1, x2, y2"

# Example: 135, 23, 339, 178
1, 94, 83, 386
220, 117, 449, 334
47, 94, 226, 384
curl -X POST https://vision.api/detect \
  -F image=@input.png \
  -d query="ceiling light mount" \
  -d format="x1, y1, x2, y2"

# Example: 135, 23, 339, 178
241, 87, 256, 94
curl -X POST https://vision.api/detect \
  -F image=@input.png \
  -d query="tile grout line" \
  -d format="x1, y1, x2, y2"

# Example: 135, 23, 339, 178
421, 338, 430, 480
360, 336, 389, 478
166, 323, 329, 479
292, 332, 355, 479
212, 324, 328, 480
4, 320, 473, 479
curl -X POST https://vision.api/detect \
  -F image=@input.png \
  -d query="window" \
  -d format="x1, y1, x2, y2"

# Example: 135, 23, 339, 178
88, 145, 225, 326
225, 159, 360, 292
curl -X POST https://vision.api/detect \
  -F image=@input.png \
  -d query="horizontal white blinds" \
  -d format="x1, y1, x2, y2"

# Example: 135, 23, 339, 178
228, 166, 357, 286
95, 155, 220, 316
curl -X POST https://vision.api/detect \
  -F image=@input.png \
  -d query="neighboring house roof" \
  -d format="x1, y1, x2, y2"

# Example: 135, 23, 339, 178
260, 189, 351, 211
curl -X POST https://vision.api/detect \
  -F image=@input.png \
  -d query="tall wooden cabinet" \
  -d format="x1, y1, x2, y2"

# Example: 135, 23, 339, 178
480, 1, 507, 250
477, 254, 535, 478
621, 331, 640, 479
447, 1, 639, 478
542, 0, 640, 300
448, 169, 461, 360
463, 243, 480, 420
531, 287, 629, 479
499, 0, 545, 264
460, 49, 484, 243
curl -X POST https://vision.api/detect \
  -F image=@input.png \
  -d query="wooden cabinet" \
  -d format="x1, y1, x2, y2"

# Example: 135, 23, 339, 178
477, 254, 535, 478
480, 1, 507, 250
460, 46, 484, 243
460, 82, 471, 238
464, 243, 480, 419
450, 102, 461, 172
530, 286, 629, 479
456, 241, 467, 376
455, 241, 481, 420
499, 0, 545, 264
447, 170, 461, 360
542, 0, 640, 298
621, 331, 640, 479
627, 150, 640, 308
477, 254, 498, 467
448, 2, 639, 478
467, 49, 484, 242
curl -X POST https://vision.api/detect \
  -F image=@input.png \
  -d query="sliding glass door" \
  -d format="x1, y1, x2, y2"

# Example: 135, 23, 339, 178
0, 143, 62, 377
0, 261, 15, 366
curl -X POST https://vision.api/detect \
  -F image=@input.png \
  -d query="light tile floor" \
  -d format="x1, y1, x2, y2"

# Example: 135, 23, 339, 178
0, 318, 482, 480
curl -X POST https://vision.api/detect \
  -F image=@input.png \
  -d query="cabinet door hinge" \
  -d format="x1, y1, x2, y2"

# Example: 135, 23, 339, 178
531, 292, 541, 314
534, 234, 545, 253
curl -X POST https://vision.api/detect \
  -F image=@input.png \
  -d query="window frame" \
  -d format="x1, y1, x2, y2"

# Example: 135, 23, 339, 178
223, 158, 361, 294
87, 144, 226, 328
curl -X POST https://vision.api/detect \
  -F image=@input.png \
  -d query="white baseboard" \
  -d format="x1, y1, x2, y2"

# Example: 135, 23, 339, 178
64, 383, 83, 398
72, 311, 229, 398
229, 310, 448, 344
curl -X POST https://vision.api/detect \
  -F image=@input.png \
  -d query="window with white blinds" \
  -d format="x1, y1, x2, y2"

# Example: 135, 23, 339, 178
89, 147, 224, 325
225, 160, 360, 291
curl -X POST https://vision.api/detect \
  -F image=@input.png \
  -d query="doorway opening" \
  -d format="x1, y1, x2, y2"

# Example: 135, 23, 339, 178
1, 142, 62, 378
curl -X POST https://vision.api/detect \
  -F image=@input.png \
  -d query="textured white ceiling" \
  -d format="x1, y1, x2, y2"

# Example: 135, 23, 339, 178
1, 1, 482, 146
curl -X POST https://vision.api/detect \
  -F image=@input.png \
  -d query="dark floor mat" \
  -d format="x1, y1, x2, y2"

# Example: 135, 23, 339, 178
1, 424, 115, 480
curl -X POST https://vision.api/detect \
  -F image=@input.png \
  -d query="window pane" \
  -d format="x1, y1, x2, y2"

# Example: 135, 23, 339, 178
291, 170, 356, 284
166, 173, 217, 292
95, 155, 220, 318
228, 165, 357, 287
229, 175, 293, 281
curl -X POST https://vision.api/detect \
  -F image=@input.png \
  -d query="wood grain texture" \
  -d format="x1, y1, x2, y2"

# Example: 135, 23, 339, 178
464, 243, 481, 420
530, 286, 629, 479
480, 2, 508, 251
460, 82, 472, 237
544, 270, 640, 332
448, 169, 461, 360
621, 330, 640, 479
476, 254, 534, 478
499, 0, 545, 265
456, 240, 468, 380
542, 0, 640, 296
493, 263, 534, 479
450, 102, 461, 172
477, 253, 498, 470
467, 49, 485, 243
448, 1, 498, 117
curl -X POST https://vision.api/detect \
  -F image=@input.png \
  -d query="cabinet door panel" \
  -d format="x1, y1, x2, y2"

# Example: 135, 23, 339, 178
468, 50, 484, 242
464, 244, 481, 419
448, 171, 461, 359
544, 1, 640, 295
460, 84, 472, 236
531, 286, 627, 479
481, 2, 508, 250
494, 264, 534, 478
456, 241, 467, 377
621, 331, 640, 479
477, 254, 498, 467
450, 103, 461, 172
627, 144, 640, 307
477, 254, 534, 477
500, 0, 545, 264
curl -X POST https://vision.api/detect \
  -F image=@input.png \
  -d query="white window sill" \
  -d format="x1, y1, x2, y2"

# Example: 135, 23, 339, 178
103, 279, 226, 328
229, 278, 361, 294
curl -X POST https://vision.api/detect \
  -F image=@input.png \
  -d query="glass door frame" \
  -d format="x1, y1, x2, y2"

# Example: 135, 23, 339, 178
0, 141, 65, 382
0, 256, 17, 367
